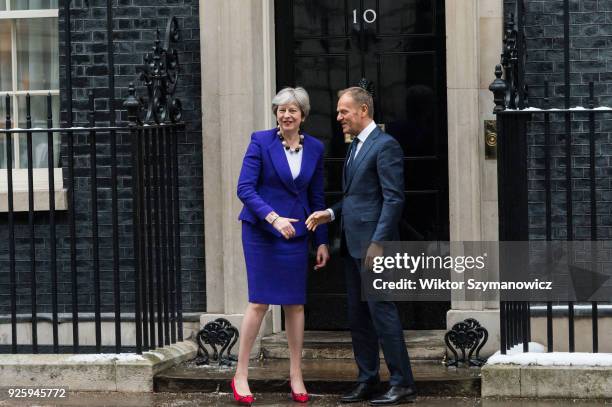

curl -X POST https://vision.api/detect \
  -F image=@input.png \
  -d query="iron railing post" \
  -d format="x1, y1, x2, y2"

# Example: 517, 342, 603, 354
125, 84, 144, 354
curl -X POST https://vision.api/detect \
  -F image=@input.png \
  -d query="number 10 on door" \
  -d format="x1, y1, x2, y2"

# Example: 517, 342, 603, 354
353, 8, 377, 24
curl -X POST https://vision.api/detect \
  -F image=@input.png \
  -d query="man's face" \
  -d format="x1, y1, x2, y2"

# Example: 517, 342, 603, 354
336, 93, 368, 136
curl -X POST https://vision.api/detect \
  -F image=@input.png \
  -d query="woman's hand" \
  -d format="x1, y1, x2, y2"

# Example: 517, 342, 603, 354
273, 217, 299, 239
314, 244, 330, 270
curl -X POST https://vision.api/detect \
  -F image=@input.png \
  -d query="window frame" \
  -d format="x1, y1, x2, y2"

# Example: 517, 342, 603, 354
0, 3, 65, 211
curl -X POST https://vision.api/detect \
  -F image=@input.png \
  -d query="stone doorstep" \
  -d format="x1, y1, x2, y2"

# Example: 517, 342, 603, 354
154, 359, 481, 397
482, 364, 612, 399
261, 330, 447, 360
0, 340, 198, 393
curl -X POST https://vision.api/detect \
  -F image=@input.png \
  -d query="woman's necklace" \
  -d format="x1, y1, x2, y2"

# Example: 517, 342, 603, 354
278, 131, 304, 153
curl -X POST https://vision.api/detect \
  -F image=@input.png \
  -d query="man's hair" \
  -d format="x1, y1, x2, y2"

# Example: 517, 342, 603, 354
338, 86, 374, 118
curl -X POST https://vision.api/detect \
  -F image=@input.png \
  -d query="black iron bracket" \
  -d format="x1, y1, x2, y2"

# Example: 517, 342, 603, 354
444, 318, 488, 367
194, 318, 239, 366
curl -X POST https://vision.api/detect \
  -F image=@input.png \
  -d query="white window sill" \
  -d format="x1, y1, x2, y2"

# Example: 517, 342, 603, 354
0, 189, 68, 212
0, 168, 67, 212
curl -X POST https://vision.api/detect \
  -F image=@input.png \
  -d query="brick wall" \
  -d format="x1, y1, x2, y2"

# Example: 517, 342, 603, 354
502, 0, 612, 240
0, 0, 205, 315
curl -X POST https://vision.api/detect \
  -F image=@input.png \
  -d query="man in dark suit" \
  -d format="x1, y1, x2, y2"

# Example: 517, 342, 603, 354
306, 87, 416, 405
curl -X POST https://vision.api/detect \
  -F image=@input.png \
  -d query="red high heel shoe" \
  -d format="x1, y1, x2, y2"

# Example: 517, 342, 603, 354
231, 378, 254, 405
291, 389, 310, 403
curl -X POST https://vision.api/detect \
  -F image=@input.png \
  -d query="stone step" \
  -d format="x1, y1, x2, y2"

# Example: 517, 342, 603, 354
154, 359, 481, 397
261, 330, 447, 360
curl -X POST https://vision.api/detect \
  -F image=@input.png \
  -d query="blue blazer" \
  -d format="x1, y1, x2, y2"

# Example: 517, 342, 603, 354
237, 128, 329, 247
330, 126, 404, 258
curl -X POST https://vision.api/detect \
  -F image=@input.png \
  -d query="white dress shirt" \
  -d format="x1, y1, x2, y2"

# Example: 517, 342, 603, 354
327, 120, 378, 220
348, 120, 377, 163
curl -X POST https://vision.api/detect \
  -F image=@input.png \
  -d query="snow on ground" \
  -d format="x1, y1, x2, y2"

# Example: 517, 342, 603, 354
66, 353, 146, 363
487, 342, 612, 366
504, 106, 612, 112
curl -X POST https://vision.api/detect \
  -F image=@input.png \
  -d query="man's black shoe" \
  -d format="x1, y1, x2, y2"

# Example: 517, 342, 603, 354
368, 385, 417, 405
340, 382, 379, 403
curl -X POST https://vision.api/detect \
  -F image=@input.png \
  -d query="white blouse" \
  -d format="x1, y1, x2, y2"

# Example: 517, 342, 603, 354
284, 148, 303, 180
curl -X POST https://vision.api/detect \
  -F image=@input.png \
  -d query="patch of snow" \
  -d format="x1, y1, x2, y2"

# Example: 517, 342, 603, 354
504, 106, 612, 112
66, 353, 146, 363
487, 342, 612, 366
531, 304, 612, 311
192, 363, 234, 370
505, 342, 546, 354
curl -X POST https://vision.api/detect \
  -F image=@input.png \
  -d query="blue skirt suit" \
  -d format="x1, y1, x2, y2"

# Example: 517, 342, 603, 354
237, 129, 329, 305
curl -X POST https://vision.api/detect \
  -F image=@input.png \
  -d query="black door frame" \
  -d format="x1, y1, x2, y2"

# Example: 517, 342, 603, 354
274, 0, 450, 330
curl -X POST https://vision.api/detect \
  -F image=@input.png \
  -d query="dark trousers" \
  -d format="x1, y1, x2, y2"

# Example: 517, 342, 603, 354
344, 255, 416, 387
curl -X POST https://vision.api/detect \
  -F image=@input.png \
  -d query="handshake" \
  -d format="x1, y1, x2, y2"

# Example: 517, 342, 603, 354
266, 210, 333, 271
268, 210, 332, 240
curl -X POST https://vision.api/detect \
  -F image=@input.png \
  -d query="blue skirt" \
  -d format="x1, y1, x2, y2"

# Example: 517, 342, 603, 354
241, 221, 309, 305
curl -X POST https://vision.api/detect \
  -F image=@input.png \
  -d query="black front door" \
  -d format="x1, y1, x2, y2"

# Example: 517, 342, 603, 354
275, 0, 449, 330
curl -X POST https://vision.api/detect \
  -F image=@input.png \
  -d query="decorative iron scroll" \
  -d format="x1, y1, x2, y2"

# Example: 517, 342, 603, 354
357, 77, 383, 125
358, 77, 376, 98
444, 318, 488, 367
489, 5, 529, 112
125, 16, 182, 124
194, 318, 239, 366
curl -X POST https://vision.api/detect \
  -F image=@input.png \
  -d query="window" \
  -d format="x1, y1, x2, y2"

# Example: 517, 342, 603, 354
0, 0, 65, 212
0, 0, 59, 170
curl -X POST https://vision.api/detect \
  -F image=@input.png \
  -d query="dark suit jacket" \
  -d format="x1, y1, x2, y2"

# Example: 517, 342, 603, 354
331, 126, 404, 258
237, 128, 329, 247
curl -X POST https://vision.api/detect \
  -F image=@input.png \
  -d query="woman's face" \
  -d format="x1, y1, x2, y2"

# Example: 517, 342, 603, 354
276, 102, 303, 134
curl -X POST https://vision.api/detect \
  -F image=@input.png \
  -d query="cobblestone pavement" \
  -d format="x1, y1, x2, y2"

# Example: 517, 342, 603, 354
0, 392, 611, 407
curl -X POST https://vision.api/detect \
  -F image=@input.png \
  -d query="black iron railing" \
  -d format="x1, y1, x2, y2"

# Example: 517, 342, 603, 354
492, 1, 610, 355
1, 94, 184, 354
496, 103, 611, 355
0, 14, 185, 355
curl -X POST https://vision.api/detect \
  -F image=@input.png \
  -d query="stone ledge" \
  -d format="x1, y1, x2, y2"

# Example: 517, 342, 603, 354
0, 188, 68, 212
261, 330, 446, 360
482, 364, 612, 398
0, 168, 66, 212
155, 358, 481, 397
0, 340, 197, 392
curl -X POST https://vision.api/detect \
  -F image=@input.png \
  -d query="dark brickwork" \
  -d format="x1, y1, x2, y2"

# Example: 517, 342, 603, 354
502, 0, 612, 241
0, 0, 205, 315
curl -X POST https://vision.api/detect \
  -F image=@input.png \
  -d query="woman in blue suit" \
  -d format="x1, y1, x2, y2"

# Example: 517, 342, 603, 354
231, 87, 330, 404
